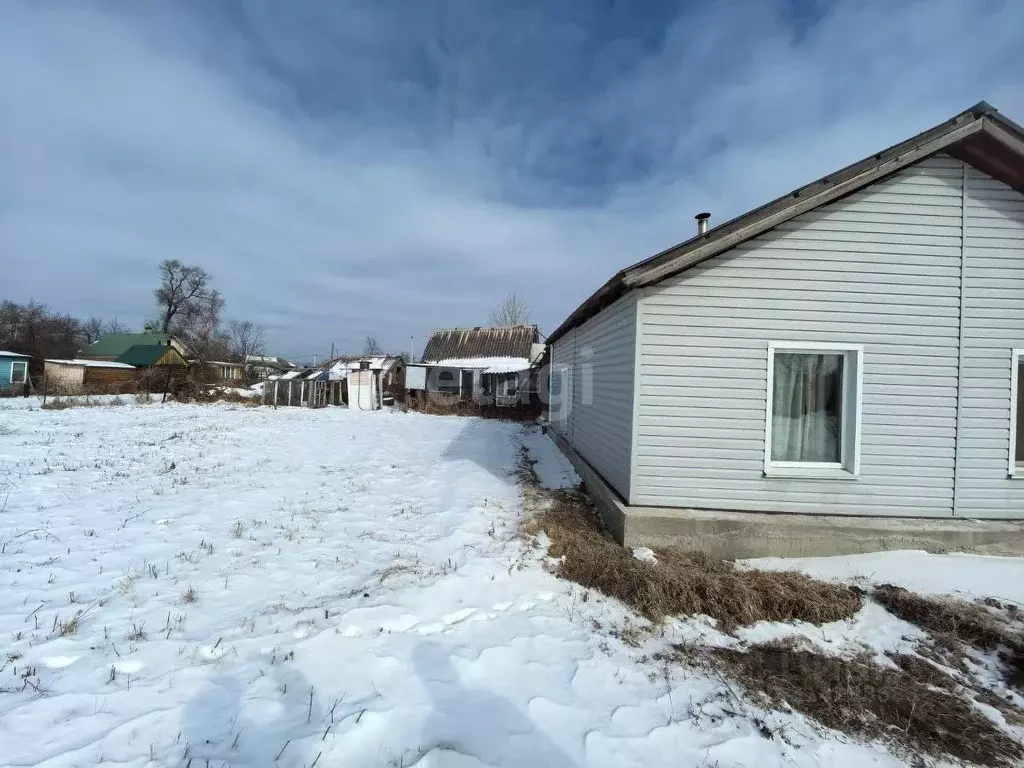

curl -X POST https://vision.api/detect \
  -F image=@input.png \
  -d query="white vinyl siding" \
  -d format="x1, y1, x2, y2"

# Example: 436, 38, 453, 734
548, 293, 637, 499
632, 155, 964, 516
953, 167, 1024, 517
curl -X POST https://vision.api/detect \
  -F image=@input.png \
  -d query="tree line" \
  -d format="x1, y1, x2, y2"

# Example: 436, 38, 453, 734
1, 260, 265, 373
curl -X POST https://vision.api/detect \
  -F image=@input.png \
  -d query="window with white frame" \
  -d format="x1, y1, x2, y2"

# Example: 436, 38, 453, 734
10, 361, 27, 385
1011, 350, 1024, 475
765, 342, 862, 476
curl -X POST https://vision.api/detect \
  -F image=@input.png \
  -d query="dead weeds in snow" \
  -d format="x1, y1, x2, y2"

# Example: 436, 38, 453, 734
701, 641, 1024, 767
874, 584, 1024, 694
523, 487, 861, 632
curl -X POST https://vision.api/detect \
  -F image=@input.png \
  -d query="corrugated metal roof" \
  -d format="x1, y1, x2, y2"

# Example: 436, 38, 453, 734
80, 333, 174, 359
421, 325, 538, 364
116, 345, 181, 366
45, 359, 136, 369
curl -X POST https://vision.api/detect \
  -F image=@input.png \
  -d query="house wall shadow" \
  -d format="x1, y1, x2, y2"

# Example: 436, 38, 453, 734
439, 419, 522, 487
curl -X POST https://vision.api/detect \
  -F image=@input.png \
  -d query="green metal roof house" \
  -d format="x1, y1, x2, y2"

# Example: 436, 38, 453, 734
0, 350, 30, 392
79, 333, 187, 361
116, 344, 188, 368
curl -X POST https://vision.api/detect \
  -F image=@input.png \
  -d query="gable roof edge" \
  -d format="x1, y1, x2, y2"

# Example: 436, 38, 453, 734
546, 102, 1024, 346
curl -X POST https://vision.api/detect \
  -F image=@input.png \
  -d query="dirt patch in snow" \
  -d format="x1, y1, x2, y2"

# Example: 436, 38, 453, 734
522, 483, 861, 632
705, 641, 1024, 767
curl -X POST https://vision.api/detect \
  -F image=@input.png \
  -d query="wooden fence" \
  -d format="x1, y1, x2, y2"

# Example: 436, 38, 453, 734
262, 379, 343, 408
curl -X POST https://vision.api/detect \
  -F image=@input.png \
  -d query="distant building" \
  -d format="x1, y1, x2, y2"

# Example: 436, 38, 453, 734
44, 359, 136, 394
407, 325, 542, 405
246, 355, 296, 379
79, 333, 186, 361
0, 350, 30, 393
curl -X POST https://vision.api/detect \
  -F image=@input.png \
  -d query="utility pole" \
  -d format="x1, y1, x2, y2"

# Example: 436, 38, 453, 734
410, 336, 415, 361
330, 342, 335, 360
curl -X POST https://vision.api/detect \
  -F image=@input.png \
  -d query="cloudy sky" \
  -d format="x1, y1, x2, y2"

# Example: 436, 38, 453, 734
3, 1, 1023, 360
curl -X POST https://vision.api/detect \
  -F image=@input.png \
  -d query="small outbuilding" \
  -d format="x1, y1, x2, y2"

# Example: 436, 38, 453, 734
44, 359, 137, 394
0, 350, 30, 393
407, 325, 542, 406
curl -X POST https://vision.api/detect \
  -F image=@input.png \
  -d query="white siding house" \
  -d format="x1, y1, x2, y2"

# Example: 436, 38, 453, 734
547, 103, 1024, 521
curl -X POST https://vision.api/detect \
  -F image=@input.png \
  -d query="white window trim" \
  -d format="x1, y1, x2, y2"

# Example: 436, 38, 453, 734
10, 360, 27, 385
1010, 349, 1023, 478
764, 341, 863, 479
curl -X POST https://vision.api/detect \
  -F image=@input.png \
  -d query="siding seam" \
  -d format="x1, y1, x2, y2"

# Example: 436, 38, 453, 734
628, 291, 644, 504
952, 162, 968, 516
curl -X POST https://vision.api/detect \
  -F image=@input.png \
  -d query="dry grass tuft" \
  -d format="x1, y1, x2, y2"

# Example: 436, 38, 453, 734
527, 491, 861, 631
53, 611, 82, 636
181, 585, 198, 604
710, 642, 1023, 767
874, 584, 1018, 650
231, 520, 245, 538
874, 584, 1024, 691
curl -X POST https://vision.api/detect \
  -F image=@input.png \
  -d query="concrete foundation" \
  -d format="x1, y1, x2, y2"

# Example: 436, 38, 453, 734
547, 429, 1024, 559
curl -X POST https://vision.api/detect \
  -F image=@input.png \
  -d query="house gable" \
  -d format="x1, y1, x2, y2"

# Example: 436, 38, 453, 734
548, 102, 1024, 346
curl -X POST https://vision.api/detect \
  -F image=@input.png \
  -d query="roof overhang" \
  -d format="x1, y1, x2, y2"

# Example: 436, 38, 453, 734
547, 102, 1024, 345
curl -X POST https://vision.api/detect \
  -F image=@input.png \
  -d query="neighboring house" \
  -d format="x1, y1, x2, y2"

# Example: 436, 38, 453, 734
116, 344, 189, 370
44, 359, 136, 394
246, 355, 295, 379
79, 333, 186, 361
0, 351, 30, 392
408, 325, 543, 404
193, 360, 245, 381
546, 102, 1024, 524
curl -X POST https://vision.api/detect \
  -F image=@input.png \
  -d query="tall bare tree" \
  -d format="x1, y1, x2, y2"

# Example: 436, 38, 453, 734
363, 336, 383, 355
489, 293, 532, 326
229, 320, 266, 374
174, 290, 228, 364
154, 260, 214, 333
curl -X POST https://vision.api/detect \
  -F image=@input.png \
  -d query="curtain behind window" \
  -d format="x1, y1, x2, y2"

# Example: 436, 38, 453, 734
772, 353, 843, 463
1016, 361, 1024, 465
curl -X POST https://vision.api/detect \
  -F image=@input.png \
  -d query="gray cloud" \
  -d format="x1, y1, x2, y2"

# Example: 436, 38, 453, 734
2, 1, 1022, 360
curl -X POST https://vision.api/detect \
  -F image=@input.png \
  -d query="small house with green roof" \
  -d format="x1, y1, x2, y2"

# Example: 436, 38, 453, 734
78, 333, 187, 362
115, 344, 188, 369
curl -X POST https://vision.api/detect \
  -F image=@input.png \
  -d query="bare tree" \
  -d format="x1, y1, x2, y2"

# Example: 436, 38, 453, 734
489, 293, 532, 326
174, 290, 228, 364
154, 260, 214, 333
363, 336, 383, 355
82, 316, 129, 345
229, 320, 266, 374
82, 317, 105, 345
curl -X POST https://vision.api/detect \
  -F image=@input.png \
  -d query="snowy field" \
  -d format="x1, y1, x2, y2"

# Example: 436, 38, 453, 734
0, 399, 1021, 767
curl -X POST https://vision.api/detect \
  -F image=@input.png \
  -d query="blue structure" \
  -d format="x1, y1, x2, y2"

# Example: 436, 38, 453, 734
0, 351, 30, 392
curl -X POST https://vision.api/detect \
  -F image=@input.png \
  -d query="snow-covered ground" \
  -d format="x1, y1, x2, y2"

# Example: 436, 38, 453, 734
0, 399, 1019, 767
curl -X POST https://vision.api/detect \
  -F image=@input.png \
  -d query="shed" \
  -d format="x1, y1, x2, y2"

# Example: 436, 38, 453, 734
545, 102, 1024, 546
0, 350, 30, 392
413, 326, 541, 405
44, 359, 137, 394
